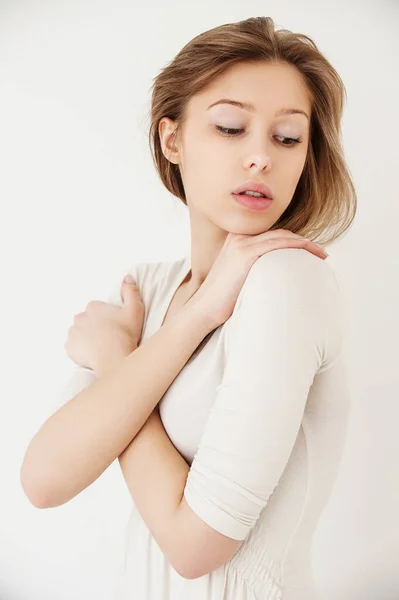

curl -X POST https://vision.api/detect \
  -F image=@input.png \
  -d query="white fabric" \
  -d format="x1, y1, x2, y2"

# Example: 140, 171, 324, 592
58, 250, 350, 600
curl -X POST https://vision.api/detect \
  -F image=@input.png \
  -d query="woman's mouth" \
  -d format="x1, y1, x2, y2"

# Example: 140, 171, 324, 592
232, 192, 273, 211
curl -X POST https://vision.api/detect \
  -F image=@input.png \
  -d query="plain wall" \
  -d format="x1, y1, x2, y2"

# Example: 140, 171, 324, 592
1, 1, 398, 598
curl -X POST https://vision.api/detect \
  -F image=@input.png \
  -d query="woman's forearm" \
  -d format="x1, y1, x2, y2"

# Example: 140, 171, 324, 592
117, 408, 191, 573
21, 304, 213, 509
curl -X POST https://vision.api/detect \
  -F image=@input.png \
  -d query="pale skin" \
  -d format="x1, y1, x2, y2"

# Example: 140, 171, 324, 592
111, 61, 322, 578
159, 59, 314, 299
21, 59, 328, 579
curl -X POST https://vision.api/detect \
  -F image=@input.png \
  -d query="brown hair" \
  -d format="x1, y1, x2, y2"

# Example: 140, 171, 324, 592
147, 16, 357, 247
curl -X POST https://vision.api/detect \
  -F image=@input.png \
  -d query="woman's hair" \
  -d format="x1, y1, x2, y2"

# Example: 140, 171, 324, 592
147, 16, 357, 247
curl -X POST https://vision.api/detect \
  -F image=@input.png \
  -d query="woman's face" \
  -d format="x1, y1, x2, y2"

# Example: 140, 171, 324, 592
160, 60, 312, 236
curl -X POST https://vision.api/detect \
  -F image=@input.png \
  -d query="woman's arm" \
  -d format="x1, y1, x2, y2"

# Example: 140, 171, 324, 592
116, 406, 243, 579
20, 303, 213, 509
117, 407, 191, 576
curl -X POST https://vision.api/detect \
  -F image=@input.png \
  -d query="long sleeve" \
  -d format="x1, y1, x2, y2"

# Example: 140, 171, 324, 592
183, 248, 344, 541
54, 261, 140, 410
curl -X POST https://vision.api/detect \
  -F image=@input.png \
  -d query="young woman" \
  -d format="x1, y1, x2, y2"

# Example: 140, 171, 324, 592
21, 16, 356, 600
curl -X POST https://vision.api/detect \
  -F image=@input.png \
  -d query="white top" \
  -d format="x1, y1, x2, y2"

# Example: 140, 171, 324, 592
58, 249, 350, 600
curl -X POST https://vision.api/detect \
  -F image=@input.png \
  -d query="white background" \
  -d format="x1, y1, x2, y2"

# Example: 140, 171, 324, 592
1, 1, 398, 599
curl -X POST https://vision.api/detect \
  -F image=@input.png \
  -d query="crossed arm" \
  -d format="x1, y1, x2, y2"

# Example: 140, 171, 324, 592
22, 250, 337, 581
113, 250, 340, 581
116, 405, 242, 579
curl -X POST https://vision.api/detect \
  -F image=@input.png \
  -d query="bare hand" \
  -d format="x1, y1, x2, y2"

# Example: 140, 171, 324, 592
64, 274, 145, 373
186, 229, 328, 329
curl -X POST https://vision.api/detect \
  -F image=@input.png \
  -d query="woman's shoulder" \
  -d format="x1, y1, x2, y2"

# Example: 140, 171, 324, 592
232, 248, 345, 369
247, 246, 338, 285
103, 258, 162, 306
234, 248, 340, 310
134, 256, 188, 287
106, 256, 187, 305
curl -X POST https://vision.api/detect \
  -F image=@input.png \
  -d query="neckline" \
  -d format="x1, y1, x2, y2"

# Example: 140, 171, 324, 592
157, 256, 191, 330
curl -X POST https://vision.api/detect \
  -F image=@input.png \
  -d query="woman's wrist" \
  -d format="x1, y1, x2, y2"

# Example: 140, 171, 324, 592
179, 298, 218, 335
94, 346, 137, 378
93, 302, 214, 379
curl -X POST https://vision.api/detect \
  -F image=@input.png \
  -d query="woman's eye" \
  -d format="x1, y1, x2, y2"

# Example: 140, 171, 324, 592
275, 135, 302, 147
215, 125, 301, 148
215, 126, 243, 136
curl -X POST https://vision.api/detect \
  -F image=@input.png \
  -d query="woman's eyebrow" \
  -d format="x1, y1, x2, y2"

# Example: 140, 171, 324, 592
206, 98, 309, 121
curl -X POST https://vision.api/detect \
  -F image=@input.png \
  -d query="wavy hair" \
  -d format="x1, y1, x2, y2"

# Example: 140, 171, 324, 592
147, 16, 357, 247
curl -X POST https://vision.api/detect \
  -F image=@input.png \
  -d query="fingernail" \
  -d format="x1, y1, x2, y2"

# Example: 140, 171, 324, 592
315, 243, 328, 254
124, 274, 134, 284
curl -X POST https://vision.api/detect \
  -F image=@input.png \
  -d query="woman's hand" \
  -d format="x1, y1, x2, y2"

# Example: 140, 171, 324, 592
186, 229, 329, 329
64, 274, 145, 374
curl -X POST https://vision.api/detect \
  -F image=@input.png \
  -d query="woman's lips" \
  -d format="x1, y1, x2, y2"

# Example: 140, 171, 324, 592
232, 193, 273, 211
